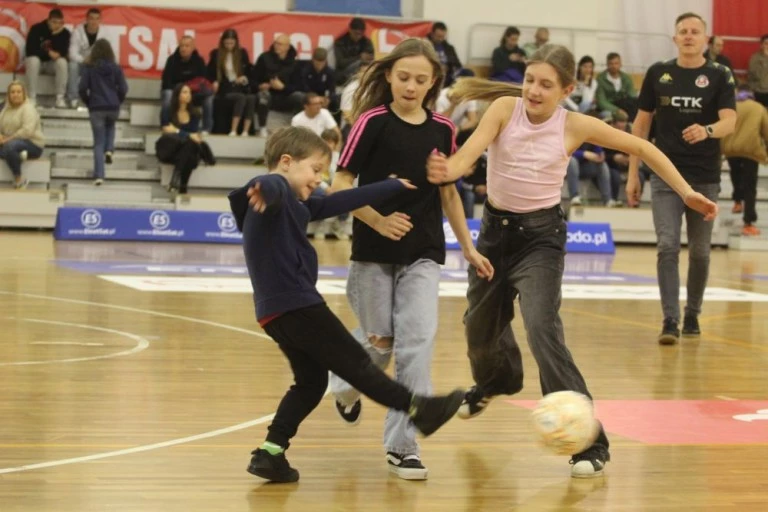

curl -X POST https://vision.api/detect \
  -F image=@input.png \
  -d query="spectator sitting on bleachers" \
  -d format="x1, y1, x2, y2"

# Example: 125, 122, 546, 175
566, 143, 614, 207
24, 8, 70, 108
563, 55, 598, 114
339, 62, 371, 138
291, 93, 341, 139
747, 34, 768, 108
603, 110, 630, 206
491, 26, 527, 83
290, 48, 338, 118
0, 81, 44, 189
253, 34, 299, 137
522, 27, 549, 59
156, 83, 215, 194
79, 39, 128, 187
436, 84, 478, 145
208, 29, 255, 137
427, 22, 464, 87
161, 36, 213, 133
595, 52, 638, 121
67, 8, 102, 109
333, 17, 374, 86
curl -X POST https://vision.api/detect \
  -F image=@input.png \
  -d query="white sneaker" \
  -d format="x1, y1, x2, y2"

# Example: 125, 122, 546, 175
241, 131, 249, 137
386, 453, 428, 480
55, 96, 67, 109
69, 99, 79, 109
259, 128, 268, 138
93, 178, 104, 186
606, 199, 622, 208
569, 446, 610, 479
570, 196, 582, 206
201, 131, 210, 136
19, 150, 28, 162
228, 131, 237, 137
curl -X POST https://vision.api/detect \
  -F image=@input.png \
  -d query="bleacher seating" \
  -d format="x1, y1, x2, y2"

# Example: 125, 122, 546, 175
0, 159, 52, 186
159, 163, 267, 190
144, 132, 266, 160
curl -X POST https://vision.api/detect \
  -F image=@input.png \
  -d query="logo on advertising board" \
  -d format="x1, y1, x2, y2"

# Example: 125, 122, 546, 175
137, 210, 184, 238
565, 222, 615, 254
61, 208, 116, 236
204, 212, 242, 241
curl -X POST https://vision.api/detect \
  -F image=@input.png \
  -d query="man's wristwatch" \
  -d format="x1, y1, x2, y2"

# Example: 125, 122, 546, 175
705, 125, 715, 138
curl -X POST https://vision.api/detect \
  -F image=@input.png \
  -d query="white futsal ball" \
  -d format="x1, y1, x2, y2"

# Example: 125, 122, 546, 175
532, 391, 600, 456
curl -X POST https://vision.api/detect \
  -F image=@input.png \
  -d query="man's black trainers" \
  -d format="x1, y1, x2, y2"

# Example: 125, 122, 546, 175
409, 389, 464, 436
682, 315, 701, 337
658, 318, 680, 345
247, 448, 299, 483
386, 452, 428, 480
457, 385, 494, 419
335, 399, 361, 426
569, 444, 610, 478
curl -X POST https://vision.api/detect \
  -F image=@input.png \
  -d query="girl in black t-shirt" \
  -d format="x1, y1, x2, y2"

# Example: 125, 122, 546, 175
328, 38, 493, 481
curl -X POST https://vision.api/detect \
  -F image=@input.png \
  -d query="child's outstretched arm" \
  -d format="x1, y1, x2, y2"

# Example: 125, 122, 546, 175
228, 174, 288, 231
307, 178, 415, 221
572, 113, 719, 220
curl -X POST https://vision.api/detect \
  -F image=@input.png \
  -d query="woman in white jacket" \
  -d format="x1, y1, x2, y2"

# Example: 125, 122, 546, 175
564, 56, 598, 114
67, 8, 102, 108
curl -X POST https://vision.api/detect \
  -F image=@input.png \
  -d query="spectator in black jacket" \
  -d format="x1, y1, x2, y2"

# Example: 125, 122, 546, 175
333, 17, 374, 85
290, 48, 338, 116
427, 22, 464, 87
161, 36, 213, 133
208, 29, 255, 137
491, 26, 527, 82
78, 39, 128, 186
24, 9, 70, 107
252, 34, 298, 136
704, 36, 733, 73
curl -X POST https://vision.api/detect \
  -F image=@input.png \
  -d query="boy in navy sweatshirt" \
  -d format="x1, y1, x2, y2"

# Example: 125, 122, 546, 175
228, 127, 464, 483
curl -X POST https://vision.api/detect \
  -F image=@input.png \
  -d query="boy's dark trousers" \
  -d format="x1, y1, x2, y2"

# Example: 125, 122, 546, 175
263, 303, 412, 448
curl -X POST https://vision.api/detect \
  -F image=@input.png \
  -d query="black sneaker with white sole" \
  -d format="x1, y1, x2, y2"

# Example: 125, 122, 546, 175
409, 389, 464, 436
335, 399, 361, 425
658, 318, 680, 345
569, 444, 610, 478
386, 452, 428, 480
682, 315, 700, 337
457, 385, 494, 419
247, 448, 299, 483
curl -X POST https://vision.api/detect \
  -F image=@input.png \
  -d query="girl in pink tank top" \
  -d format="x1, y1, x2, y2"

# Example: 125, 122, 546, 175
424, 44, 719, 479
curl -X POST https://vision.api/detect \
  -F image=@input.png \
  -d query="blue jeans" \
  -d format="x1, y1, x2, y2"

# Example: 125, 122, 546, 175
464, 202, 609, 452
650, 175, 720, 322
0, 139, 43, 177
161, 89, 214, 132
67, 61, 81, 101
330, 259, 441, 455
566, 158, 611, 204
89, 110, 119, 179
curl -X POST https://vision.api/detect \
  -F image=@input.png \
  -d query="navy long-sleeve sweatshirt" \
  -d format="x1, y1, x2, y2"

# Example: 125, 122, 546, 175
229, 173, 406, 322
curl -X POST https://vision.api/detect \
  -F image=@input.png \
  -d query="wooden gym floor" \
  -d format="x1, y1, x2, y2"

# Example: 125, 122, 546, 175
1, 231, 767, 511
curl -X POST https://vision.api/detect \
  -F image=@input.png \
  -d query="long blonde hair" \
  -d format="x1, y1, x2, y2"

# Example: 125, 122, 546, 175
351, 38, 444, 122
451, 44, 576, 104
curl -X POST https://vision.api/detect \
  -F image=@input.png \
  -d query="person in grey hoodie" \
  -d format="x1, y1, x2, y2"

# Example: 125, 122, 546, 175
79, 39, 128, 185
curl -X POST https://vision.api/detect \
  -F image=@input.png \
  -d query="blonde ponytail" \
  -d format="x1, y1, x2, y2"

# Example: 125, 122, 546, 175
450, 77, 522, 103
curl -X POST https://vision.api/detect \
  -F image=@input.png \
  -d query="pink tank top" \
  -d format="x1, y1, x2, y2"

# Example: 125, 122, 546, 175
487, 99, 569, 213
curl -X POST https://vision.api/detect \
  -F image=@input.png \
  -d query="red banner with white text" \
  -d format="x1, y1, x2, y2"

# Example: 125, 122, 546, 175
0, 2, 431, 78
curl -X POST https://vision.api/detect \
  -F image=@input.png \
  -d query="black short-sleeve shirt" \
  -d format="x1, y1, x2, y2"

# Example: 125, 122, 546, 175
638, 59, 736, 183
338, 104, 456, 265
